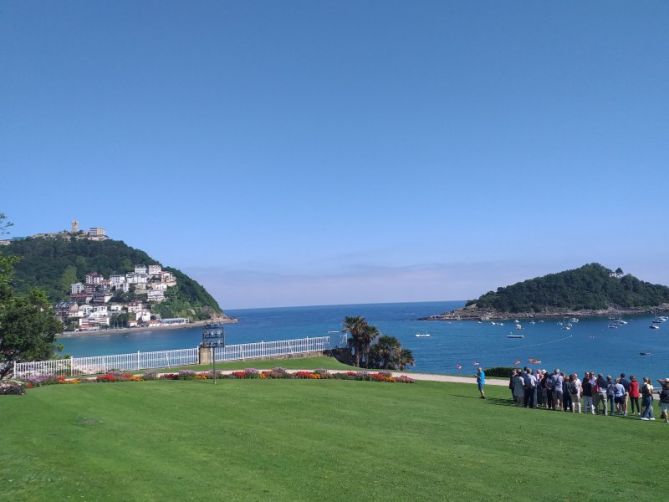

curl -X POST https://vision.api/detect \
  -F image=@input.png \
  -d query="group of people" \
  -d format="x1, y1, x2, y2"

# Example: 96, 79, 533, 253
475, 366, 669, 422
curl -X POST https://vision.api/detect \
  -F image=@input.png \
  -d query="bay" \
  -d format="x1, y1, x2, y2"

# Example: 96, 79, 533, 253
60, 301, 669, 381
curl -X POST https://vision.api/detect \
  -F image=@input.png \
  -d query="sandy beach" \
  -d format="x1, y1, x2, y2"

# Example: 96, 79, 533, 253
57, 317, 237, 338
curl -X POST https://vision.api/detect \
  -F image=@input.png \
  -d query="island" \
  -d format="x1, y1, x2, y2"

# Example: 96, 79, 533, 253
423, 263, 669, 321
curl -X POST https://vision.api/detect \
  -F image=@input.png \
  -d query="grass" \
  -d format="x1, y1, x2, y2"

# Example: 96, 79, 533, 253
181, 355, 355, 372
2, 380, 667, 501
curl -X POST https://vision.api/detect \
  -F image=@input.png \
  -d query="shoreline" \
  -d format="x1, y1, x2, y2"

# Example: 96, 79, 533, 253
420, 305, 669, 322
57, 317, 238, 338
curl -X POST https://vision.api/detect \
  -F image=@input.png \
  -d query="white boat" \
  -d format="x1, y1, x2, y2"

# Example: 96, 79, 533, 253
515, 324, 522, 330
649, 324, 660, 330
608, 323, 619, 329
570, 318, 579, 323
415, 333, 431, 338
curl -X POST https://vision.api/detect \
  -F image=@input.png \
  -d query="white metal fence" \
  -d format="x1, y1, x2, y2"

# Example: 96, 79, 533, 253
13, 335, 342, 378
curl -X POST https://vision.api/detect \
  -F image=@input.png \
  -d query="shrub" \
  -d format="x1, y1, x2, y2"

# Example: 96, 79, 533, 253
143, 371, 159, 381
0, 381, 26, 395
178, 370, 197, 380
269, 367, 289, 379
243, 368, 259, 379
484, 367, 515, 378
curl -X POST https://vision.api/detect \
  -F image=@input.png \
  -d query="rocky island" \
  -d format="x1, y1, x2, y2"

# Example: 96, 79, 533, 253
424, 263, 669, 321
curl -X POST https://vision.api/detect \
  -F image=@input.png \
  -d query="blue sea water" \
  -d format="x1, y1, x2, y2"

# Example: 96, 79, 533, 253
60, 301, 669, 381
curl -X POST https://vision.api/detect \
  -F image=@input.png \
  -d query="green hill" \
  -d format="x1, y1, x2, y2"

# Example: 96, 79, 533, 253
467, 263, 669, 313
0, 236, 223, 320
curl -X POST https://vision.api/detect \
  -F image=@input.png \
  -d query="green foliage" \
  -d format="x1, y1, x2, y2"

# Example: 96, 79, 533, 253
466, 263, 669, 313
368, 335, 415, 370
0, 289, 63, 377
0, 236, 222, 319
484, 367, 516, 378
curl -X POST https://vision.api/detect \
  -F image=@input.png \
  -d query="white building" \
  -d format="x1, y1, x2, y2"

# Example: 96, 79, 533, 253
85, 272, 104, 285
110, 274, 126, 287
71, 282, 85, 295
148, 264, 162, 277
149, 282, 168, 291
109, 303, 123, 313
147, 290, 165, 303
135, 265, 148, 275
126, 272, 148, 285
127, 301, 144, 313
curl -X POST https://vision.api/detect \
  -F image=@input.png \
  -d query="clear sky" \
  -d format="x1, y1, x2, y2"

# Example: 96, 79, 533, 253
2, 1, 668, 309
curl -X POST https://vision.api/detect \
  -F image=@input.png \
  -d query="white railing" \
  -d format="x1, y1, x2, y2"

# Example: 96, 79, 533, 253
13, 335, 340, 378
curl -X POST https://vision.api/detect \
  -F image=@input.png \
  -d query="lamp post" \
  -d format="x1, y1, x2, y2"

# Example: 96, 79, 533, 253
201, 323, 225, 384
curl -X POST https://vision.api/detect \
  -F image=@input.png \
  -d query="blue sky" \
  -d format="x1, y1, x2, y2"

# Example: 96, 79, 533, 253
2, 1, 668, 308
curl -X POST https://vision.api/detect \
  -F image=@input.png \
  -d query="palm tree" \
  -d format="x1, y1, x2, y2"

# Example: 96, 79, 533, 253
342, 316, 367, 367
360, 324, 380, 368
369, 335, 400, 369
397, 348, 415, 370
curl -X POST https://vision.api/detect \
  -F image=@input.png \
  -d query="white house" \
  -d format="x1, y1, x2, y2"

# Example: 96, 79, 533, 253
147, 290, 165, 303
148, 264, 162, 277
127, 301, 144, 313
71, 282, 85, 294
85, 272, 104, 285
110, 274, 126, 287
135, 265, 148, 275
149, 282, 168, 291
109, 303, 123, 313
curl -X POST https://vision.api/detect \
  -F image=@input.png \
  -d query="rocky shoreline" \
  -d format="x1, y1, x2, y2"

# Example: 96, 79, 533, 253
420, 303, 669, 321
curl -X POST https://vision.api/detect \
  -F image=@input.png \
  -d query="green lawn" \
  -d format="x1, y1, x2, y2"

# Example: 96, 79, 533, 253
2, 380, 667, 501
182, 355, 354, 372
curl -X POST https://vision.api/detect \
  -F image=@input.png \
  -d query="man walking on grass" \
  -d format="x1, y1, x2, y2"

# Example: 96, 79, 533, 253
476, 367, 486, 399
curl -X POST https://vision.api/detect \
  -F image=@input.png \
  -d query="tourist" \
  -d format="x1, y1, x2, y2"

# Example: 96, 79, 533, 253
613, 378, 625, 415
629, 376, 641, 416
582, 372, 595, 414
619, 373, 630, 416
523, 368, 537, 408
476, 367, 486, 399
640, 377, 655, 421
561, 372, 572, 411
568, 373, 582, 413
595, 373, 608, 416
659, 380, 669, 424
543, 371, 554, 410
536, 370, 545, 407
508, 370, 516, 399
606, 376, 615, 416
513, 369, 525, 406
552, 369, 564, 411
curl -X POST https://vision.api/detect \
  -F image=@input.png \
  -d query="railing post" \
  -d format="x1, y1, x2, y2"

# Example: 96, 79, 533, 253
13, 360, 16, 378
70, 357, 74, 376
137, 350, 140, 371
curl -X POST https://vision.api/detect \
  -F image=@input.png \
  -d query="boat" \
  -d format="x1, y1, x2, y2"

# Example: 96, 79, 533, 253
415, 333, 431, 338
640, 352, 652, 356
608, 323, 619, 329
529, 321, 536, 325
650, 324, 660, 330
515, 324, 522, 330
507, 334, 524, 339
570, 318, 579, 323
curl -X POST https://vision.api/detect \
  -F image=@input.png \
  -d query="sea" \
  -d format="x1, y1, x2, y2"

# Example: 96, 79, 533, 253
59, 301, 669, 381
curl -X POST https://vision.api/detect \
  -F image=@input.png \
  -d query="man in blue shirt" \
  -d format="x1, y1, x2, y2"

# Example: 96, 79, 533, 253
476, 367, 486, 399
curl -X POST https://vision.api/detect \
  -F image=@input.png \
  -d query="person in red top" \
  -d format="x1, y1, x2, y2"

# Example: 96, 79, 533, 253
628, 375, 640, 416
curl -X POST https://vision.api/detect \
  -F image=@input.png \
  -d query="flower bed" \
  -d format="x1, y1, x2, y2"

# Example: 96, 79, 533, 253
16, 368, 415, 389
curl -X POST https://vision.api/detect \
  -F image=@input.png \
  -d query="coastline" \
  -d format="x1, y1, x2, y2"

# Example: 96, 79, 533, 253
420, 304, 669, 322
57, 317, 238, 338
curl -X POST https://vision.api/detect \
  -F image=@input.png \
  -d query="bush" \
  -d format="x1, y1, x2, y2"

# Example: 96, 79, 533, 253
484, 367, 516, 378
0, 381, 25, 395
